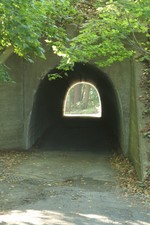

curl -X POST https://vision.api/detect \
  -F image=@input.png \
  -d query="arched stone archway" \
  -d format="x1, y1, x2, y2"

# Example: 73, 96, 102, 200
28, 63, 121, 152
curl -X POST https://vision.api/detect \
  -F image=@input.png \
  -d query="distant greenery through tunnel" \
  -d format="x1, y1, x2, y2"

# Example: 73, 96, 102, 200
63, 82, 102, 118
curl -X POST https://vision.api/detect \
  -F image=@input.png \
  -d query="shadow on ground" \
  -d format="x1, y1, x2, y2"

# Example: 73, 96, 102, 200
0, 147, 149, 224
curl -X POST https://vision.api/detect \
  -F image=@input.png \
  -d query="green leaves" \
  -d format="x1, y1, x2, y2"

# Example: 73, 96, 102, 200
0, 0, 149, 81
0, 0, 77, 61
0, 64, 12, 83
56, 0, 150, 69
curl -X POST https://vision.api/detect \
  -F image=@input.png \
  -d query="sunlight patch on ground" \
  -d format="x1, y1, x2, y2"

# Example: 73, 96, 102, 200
77, 213, 121, 224
0, 210, 149, 225
0, 210, 74, 225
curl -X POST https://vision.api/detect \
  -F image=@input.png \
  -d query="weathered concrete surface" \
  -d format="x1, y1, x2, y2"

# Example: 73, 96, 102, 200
0, 150, 149, 225
0, 51, 149, 180
0, 57, 24, 149
104, 60, 131, 154
133, 60, 150, 179
0, 50, 60, 150
128, 60, 142, 179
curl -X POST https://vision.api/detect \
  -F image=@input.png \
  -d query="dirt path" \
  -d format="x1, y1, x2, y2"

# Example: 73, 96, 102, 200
0, 149, 149, 225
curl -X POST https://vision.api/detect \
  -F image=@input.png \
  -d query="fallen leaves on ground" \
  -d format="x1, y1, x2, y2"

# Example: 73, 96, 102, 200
110, 153, 150, 206
0, 150, 30, 172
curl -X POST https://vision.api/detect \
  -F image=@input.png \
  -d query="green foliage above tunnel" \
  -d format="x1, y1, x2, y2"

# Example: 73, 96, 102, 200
56, 0, 150, 70
0, 0, 149, 81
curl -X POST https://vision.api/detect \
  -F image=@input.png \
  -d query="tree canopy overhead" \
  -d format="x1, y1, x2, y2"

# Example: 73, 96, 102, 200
0, 0, 149, 81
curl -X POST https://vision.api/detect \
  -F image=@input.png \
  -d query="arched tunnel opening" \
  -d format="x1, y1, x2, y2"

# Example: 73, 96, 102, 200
28, 63, 121, 153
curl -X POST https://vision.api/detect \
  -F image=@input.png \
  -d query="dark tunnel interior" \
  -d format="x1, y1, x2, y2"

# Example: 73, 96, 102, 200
28, 63, 121, 152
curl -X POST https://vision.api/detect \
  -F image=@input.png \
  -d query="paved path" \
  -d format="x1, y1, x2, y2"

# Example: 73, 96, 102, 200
0, 149, 149, 225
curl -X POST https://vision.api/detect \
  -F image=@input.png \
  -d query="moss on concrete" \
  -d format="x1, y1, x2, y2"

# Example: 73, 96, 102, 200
129, 60, 142, 180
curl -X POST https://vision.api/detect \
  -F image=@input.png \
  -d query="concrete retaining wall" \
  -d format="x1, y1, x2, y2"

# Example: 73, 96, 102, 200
0, 51, 148, 180
0, 56, 24, 149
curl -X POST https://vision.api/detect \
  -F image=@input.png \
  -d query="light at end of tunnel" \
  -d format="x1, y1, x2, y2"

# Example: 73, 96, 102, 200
63, 81, 102, 118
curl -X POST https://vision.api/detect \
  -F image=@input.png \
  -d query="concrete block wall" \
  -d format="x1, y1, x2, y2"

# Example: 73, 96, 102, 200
0, 56, 24, 149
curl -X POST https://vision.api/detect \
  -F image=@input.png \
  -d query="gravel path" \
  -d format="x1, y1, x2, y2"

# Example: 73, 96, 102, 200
0, 150, 149, 225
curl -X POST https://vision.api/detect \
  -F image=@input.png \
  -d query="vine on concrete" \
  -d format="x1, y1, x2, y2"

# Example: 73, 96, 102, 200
140, 60, 150, 177
140, 61, 150, 140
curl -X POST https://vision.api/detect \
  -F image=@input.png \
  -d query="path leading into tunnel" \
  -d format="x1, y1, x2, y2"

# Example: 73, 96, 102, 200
37, 121, 114, 152
0, 146, 150, 224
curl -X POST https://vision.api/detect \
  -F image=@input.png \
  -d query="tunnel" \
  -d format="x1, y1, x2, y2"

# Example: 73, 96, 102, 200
28, 63, 121, 152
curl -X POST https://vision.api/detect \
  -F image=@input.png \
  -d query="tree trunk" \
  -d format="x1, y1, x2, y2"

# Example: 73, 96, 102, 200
82, 84, 90, 109
74, 84, 82, 104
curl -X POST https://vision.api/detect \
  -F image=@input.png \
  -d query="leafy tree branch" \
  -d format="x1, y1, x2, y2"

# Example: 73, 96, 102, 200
0, 0, 149, 81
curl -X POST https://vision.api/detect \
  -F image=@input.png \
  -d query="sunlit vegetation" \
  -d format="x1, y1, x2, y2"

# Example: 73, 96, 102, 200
63, 82, 102, 117
0, 0, 149, 82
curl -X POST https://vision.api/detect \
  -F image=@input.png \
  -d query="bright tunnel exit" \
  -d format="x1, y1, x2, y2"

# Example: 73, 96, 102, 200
63, 82, 102, 118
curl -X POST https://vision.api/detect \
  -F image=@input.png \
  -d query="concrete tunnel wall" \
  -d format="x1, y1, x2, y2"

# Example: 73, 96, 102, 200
28, 63, 121, 150
0, 52, 147, 179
